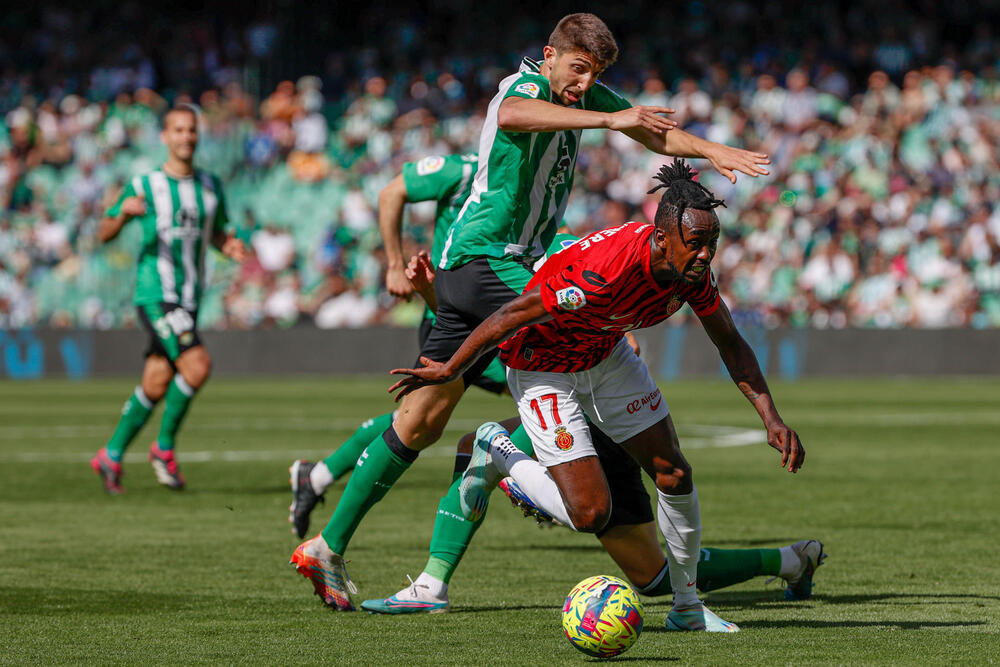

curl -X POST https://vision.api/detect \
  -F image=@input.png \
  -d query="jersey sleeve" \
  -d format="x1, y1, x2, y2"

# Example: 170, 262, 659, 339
538, 252, 615, 320
582, 81, 632, 113
684, 270, 721, 316
401, 155, 462, 203
105, 179, 138, 218
212, 175, 229, 235
501, 72, 551, 102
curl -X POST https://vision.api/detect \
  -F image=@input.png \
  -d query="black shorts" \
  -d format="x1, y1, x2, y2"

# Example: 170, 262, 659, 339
591, 422, 654, 534
137, 302, 202, 366
419, 257, 526, 389
418, 316, 508, 395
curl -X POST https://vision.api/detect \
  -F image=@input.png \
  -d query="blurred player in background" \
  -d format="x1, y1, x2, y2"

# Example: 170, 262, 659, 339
287, 152, 511, 537
290, 13, 770, 610
90, 106, 248, 494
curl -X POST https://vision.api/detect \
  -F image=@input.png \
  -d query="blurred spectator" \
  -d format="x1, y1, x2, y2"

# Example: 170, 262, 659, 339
4, 3, 1000, 331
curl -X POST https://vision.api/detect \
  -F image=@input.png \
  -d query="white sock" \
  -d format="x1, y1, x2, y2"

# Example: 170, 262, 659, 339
488, 435, 576, 529
410, 572, 448, 600
656, 487, 702, 608
310, 461, 334, 494
307, 534, 336, 559
778, 546, 800, 579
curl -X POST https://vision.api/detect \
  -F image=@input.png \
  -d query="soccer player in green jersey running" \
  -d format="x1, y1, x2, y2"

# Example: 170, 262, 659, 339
291, 13, 770, 610
287, 153, 512, 537
90, 106, 248, 494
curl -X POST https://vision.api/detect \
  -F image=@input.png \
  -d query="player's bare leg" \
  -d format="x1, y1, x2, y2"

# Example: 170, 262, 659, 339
622, 414, 737, 632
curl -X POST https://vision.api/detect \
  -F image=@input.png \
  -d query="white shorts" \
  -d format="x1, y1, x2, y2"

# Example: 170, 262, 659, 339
507, 338, 669, 466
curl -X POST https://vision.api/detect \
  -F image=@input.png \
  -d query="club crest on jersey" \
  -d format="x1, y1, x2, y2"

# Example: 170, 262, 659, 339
664, 295, 683, 317
515, 81, 541, 98
175, 207, 199, 227
416, 155, 445, 175
555, 286, 586, 311
554, 426, 574, 450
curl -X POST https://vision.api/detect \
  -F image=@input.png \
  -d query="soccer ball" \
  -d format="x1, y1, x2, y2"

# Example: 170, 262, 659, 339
561, 575, 644, 658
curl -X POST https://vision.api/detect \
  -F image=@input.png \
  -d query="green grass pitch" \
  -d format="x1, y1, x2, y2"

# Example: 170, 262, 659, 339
1, 376, 998, 664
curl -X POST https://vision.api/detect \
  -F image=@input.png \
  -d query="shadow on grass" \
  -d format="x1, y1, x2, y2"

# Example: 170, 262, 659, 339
0, 586, 206, 616
703, 590, 1000, 610
733, 619, 988, 630
587, 657, 679, 662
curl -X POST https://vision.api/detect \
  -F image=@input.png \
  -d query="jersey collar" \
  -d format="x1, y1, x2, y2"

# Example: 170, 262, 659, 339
520, 57, 541, 73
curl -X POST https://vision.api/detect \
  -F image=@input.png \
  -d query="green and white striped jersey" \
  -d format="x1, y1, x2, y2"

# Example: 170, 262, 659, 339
401, 153, 477, 267
438, 57, 630, 270
107, 169, 228, 310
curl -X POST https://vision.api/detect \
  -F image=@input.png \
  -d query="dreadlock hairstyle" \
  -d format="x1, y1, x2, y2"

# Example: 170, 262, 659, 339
647, 158, 726, 237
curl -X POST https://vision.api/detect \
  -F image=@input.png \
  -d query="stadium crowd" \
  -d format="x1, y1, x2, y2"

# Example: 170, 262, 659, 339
3, 4, 1000, 330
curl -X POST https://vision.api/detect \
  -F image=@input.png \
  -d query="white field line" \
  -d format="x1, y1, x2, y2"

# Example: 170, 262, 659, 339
0, 424, 765, 463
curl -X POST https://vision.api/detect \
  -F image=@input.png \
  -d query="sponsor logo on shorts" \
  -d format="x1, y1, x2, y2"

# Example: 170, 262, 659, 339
515, 81, 541, 98
626, 388, 663, 414
555, 286, 586, 311
416, 155, 445, 175
554, 425, 574, 450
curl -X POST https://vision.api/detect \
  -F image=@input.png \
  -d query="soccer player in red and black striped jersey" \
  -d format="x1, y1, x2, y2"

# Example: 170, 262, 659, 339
390, 159, 805, 632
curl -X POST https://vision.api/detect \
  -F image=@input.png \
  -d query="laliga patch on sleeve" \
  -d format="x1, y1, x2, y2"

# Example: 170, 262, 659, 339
416, 156, 445, 175
555, 286, 586, 311
514, 81, 541, 98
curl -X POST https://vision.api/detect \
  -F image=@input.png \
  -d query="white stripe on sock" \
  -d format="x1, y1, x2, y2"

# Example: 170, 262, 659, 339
134, 386, 154, 409
173, 375, 195, 397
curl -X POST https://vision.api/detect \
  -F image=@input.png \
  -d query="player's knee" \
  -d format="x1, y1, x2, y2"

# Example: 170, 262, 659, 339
569, 500, 611, 534
456, 432, 475, 455
654, 461, 693, 494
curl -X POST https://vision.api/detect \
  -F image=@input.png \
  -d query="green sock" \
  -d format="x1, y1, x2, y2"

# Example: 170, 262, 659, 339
324, 412, 394, 480
157, 375, 196, 451
425, 476, 486, 584
638, 547, 782, 595
321, 430, 414, 555
697, 547, 780, 592
423, 422, 536, 584
106, 387, 156, 462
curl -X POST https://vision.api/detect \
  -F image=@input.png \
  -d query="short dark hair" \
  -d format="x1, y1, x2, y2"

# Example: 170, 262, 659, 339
549, 13, 618, 69
162, 104, 198, 129
648, 159, 725, 235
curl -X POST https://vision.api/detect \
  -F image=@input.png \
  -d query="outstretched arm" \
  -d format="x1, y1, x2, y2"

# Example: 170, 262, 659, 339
378, 173, 414, 299
623, 126, 771, 184
388, 285, 551, 400
698, 299, 805, 472
497, 97, 677, 134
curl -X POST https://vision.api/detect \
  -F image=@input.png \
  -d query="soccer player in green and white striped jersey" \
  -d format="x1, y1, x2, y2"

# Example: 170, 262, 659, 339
90, 106, 248, 494
291, 13, 771, 613
287, 153, 515, 537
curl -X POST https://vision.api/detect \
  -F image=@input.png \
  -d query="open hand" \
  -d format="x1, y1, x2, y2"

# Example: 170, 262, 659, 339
405, 251, 435, 301
606, 106, 678, 134
765, 420, 805, 473
703, 144, 771, 183
388, 357, 455, 402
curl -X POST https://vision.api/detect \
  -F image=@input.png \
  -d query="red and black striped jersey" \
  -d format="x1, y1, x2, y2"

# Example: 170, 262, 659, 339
499, 222, 720, 372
